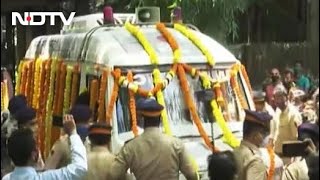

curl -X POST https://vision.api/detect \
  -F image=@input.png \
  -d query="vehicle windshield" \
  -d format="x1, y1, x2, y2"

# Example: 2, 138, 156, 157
116, 68, 249, 138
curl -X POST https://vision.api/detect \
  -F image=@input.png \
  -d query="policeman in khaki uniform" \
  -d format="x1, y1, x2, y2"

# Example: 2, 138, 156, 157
233, 109, 273, 180
45, 104, 91, 169
282, 123, 319, 180
85, 123, 115, 180
252, 90, 276, 147
111, 98, 198, 180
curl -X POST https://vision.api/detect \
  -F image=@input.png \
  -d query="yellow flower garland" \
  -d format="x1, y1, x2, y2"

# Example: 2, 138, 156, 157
38, 60, 49, 157
230, 64, 248, 109
197, 68, 240, 148
44, 59, 57, 157
125, 22, 159, 65
26, 61, 35, 106
211, 100, 240, 148
15, 61, 24, 95
1, 80, 9, 111
32, 59, 42, 109
63, 66, 73, 115
20, 62, 29, 96
174, 24, 215, 66
153, 69, 172, 136
1, 83, 4, 111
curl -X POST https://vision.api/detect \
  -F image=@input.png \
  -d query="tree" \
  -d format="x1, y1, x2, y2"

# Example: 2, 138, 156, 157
89, 0, 263, 43
124, 0, 260, 43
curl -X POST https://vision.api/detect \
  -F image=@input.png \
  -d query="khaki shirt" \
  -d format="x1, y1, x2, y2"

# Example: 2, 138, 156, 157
44, 135, 71, 169
234, 140, 268, 180
274, 105, 302, 154
45, 135, 90, 169
111, 127, 198, 180
282, 157, 309, 180
85, 146, 115, 180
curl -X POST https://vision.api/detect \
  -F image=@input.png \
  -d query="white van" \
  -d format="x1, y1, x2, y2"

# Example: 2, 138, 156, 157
20, 12, 282, 180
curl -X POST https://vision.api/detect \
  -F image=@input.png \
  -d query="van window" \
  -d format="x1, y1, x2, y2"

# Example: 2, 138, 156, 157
116, 69, 241, 135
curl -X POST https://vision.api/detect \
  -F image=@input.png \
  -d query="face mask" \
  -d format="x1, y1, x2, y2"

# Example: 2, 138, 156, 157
76, 125, 88, 142
271, 76, 279, 82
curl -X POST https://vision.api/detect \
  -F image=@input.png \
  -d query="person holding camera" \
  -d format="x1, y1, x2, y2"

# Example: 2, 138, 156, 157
281, 123, 319, 180
2, 114, 88, 180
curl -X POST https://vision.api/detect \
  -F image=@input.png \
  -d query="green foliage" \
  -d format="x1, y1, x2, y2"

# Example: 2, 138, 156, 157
124, 0, 261, 42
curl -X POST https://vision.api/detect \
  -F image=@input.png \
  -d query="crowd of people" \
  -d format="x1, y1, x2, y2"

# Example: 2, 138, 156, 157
0, 62, 319, 180
207, 62, 319, 180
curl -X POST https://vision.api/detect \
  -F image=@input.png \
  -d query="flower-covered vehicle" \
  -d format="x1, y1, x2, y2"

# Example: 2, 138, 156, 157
15, 8, 283, 180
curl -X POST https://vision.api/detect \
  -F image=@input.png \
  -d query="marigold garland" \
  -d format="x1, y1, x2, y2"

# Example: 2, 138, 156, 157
39, 60, 51, 157
156, 23, 181, 63
106, 69, 121, 126
37, 61, 47, 155
177, 64, 217, 152
63, 66, 73, 115
125, 22, 158, 65
117, 64, 178, 98
1, 83, 4, 111
97, 69, 108, 122
32, 59, 42, 109
24, 60, 33, 105
267, 146, 275, 180
44, 59, 57, 158
36, 61, 45, 156
196, 68, 239, 148
230, 64, 247, 109
213, 82, 224, 105
28, 61, 35, 106
57, 64, 67, 115
20, 62, 28, 96
53, 61, 62, 115
240, 64, 253, 94
152, 69, 172, 136
89, 79, 99, 120
174, 24, 215, 66
15, 61, 24, 95
220, 82, 230, 120
70, 64, 80, 107
127, 71, 139, 137
1, 80, 9, 111
211, 100, 240, 148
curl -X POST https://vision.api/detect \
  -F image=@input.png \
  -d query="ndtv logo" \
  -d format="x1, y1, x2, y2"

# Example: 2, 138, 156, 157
12, 12, 76, 26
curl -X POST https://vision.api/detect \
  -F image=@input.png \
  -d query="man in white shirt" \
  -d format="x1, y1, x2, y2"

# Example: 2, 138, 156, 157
273, 85, 302, 164
2, 114, 88, 180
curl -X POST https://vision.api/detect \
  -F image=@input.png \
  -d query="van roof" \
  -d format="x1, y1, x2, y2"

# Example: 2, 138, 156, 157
25, 25, 238, 67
